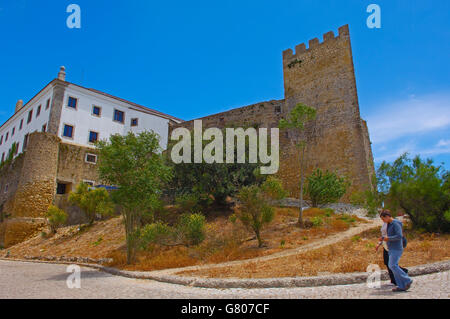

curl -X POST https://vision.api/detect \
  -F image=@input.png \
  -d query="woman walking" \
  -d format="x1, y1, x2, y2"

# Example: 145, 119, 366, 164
376, 215, 408, 286
379, 211, 413, 292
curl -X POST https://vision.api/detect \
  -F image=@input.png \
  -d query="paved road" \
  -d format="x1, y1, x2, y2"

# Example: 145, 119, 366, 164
0, 260, 448, 299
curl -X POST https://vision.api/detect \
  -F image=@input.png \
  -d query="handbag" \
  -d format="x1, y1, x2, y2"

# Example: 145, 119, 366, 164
402, 235, 407, 248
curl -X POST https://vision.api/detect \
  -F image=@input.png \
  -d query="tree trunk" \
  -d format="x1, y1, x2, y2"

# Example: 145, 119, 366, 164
298, 182, 304, 226
255, 229, 263, 248
125, 211, 136, 264
298, 143, 306, 227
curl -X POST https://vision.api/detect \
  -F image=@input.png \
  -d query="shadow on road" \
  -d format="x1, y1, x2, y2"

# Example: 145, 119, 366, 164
42, 269, 113, 282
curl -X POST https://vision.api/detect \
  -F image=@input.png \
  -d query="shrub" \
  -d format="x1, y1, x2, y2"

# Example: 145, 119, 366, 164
445, 210, 450, 223
140, 222, 174, 248
305, 169, 348, 207
139, 213, 207, 249
235, 177, 285, 247
175, 193, 201, 213
339, 215, 356, 224
350, 178, 383, 217
68, 183, 114, 225
323, 208, 334, 217
261, 176, 287, 200
177, 213, 207, 246
45, 205, 68, 234
311, 216, 323, 227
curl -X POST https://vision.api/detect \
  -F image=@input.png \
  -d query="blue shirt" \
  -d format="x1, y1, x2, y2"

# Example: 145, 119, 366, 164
386, 219, 404, 251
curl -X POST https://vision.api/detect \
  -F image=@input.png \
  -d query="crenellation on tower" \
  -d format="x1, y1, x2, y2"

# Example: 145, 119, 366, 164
282, 25, 352, 68
295, 43, 306, 54
323, 30, 335, 41
308, 38, 320, 48
282, 48, 294, 60
338, 24, 349, 37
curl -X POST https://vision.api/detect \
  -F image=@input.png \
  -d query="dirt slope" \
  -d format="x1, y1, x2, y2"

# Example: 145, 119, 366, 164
0, 217, 125, 260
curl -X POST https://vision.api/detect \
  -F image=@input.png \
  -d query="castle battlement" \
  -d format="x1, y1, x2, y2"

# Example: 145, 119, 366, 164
282, 24, 349, 63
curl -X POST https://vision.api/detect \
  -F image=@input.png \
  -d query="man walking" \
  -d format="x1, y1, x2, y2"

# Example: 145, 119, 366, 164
379, 211, 413, 292
376, 218, 408, 286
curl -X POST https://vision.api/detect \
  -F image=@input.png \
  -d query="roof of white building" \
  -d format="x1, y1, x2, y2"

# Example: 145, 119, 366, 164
0, 68, 183, 130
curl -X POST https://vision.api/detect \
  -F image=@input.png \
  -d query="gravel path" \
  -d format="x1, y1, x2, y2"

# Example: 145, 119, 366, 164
0, 260, 448, 299
156, 218, 383, 276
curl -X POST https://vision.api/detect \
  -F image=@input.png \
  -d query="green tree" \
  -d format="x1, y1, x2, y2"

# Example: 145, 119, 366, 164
167, 128, 266, 211
379, 153, 450, 232
305, 169, 348, 207
176, 213, 206, 246
279, 103, 317, 226
235, 177, 286, 247
68, 182, 114, 225
96, 131, 172, 263
45, 205, 68, 234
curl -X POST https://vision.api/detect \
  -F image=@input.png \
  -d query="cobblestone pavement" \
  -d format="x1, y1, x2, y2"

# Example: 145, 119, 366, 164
0, 260, 448, 299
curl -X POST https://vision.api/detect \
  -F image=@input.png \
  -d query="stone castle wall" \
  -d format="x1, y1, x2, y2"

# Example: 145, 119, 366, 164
0, 153, 25, 217
13, 133, 60, 218
170, 25, 375, 199
0, 132, 59, 247
55, 142, 100, 225
0, 132, 100, 247
57, 143, 99, 186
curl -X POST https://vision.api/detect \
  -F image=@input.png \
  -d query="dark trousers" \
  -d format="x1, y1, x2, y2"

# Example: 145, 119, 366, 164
383, 248, 408, 285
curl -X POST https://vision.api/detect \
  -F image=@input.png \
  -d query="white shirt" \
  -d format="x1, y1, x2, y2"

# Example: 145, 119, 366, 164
381, 222, 389, 251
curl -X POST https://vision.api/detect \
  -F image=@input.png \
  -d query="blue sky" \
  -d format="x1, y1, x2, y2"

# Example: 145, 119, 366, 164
0, 0, 449, 169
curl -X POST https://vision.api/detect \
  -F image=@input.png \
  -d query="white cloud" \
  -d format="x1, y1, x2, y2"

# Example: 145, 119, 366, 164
374, 138, 450, 163
437, 139, 450, 147
374, 141, 417, 162
421, 141, 450, 157
366, 93, 450, 144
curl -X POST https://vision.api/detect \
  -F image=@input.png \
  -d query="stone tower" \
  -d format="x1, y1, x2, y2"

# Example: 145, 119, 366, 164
278, 25, 375, 197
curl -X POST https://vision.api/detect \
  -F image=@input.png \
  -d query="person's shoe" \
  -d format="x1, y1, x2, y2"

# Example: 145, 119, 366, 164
392, 287, 406, 292
405, 280, 413, 291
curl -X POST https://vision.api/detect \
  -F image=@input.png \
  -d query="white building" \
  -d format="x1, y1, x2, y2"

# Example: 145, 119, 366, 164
0, 66, 182, 163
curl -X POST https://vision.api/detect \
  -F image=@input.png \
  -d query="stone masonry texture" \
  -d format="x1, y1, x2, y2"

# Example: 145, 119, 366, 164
170, 25, 375, 199
0, 132, 101, 247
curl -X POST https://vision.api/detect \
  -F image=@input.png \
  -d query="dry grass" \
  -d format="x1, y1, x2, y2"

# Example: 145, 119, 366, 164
108, 207, 366, 271
2, 207, 369, 272
1, 217, 125, 259
179, 227, 450, 278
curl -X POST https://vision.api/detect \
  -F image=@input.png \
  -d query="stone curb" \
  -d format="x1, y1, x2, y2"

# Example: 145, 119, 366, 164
1, 257, 449, 289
